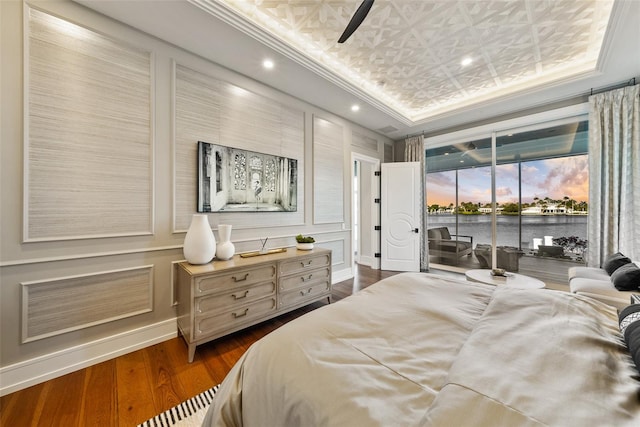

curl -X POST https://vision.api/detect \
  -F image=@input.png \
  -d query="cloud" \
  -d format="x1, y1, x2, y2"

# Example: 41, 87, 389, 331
426, 154, 589, 206
427, 171, 454, 187
539, 156, 589, 201
496, 186, 513, 197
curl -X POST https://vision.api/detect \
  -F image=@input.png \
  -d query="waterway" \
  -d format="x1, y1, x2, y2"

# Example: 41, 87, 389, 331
427, 214, 588, 250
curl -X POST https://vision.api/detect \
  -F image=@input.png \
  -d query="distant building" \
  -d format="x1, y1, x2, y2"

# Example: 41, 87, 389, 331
522, 204, 566, 215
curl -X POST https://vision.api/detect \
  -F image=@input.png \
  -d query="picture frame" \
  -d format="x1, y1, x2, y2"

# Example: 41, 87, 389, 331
197, 141, 298, 212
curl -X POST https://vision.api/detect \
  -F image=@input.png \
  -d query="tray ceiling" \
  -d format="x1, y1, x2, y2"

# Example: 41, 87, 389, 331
202, 0, 615, 124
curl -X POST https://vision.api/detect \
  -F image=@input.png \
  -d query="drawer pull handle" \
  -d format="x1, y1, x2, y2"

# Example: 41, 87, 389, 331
232, 273, 249, 282
232, 290, 249, 300
300, 288, 312, 296
301, 260, 313, 267
301, 274, 313, 282
232, 308, 249, 318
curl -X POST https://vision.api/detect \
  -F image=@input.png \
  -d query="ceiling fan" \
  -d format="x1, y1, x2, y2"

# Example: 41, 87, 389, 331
337, 0, 374, 43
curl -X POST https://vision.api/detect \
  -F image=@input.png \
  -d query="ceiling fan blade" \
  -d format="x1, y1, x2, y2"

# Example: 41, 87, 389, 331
337, 0, 374, 43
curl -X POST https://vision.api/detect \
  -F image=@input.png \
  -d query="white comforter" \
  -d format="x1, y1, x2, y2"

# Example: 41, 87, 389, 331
203, 273, 640, 426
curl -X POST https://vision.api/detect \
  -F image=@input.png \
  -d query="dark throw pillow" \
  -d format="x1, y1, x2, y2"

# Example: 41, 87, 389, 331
603, 252, 632, 275
611, 263, 640, 291
620, 304, 640, 373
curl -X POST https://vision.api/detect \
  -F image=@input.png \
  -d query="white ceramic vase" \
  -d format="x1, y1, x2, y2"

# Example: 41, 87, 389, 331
216, 224, 235, 260
183, 214, 216, 264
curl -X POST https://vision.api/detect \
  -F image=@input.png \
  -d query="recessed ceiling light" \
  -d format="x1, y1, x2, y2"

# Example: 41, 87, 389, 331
262, 59, 274, 69
461, 57, 473, 67
351, 105, 360, 112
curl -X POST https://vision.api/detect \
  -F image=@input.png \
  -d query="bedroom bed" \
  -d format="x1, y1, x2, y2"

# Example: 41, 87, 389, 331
203, 272, 640, 426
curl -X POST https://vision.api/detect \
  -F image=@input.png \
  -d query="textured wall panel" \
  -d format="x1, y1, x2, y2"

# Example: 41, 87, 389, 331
25, 8, 153, 241
384, 143, 394, 163
318, 239, 345, 266
352, 131, 379, 154
313, 116, 344, 224
21, 266, 153, 342
174, 64, 304, 231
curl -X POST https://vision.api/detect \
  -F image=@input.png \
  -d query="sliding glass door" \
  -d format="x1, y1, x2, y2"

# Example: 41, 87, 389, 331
425, 116, 589, 282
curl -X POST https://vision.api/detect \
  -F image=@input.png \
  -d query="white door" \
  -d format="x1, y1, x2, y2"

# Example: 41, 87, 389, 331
381, 162, 421, 271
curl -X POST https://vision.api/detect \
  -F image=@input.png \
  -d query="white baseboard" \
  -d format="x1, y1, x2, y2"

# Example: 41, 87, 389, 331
1, 270, 354, 397
332, 267, 354, 284
358, 255, 373, 267
0, 318, 177, 397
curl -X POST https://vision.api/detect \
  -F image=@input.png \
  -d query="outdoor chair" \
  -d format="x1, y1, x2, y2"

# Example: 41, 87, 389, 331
427, 227, 473, 264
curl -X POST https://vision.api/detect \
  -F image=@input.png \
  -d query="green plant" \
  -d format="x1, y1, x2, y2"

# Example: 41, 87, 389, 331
296, 234, 315, 243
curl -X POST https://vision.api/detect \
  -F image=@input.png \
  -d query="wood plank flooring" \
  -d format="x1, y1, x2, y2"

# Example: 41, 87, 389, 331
0, 264, 400, 427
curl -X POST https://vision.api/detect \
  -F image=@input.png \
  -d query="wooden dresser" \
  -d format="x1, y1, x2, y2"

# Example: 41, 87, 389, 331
176, 247, 332, 362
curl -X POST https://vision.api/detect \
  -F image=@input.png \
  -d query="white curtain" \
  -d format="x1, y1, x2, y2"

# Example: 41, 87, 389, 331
588, 84, 640, 265
405, 135, 428, 271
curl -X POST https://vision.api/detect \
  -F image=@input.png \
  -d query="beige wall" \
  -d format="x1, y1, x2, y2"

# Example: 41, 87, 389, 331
0, 0, 392, 394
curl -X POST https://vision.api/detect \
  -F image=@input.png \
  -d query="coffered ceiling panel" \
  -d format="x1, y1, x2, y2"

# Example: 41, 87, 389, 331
202, 0, 615, 123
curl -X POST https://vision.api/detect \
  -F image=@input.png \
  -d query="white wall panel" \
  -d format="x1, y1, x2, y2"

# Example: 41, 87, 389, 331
21, 266, 153, 343
318, 239, 346, 268
384, 143, 394, 162
173, 64, 304, 231
352, 131, 379, 155
25, 7, 153, 241
313, 116, 344, 224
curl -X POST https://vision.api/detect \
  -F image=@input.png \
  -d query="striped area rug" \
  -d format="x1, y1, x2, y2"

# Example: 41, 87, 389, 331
137, 384, 219, 427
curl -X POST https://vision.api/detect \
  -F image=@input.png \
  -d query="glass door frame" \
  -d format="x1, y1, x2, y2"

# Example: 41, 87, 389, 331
425, 103, 589, 270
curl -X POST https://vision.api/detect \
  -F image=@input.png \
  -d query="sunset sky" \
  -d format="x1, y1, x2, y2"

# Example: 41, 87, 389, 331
426, 155, 589, 206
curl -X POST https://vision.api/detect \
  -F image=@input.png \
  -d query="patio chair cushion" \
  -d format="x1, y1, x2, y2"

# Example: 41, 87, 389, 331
435, 240, 473, 253
439, 227, 451, 240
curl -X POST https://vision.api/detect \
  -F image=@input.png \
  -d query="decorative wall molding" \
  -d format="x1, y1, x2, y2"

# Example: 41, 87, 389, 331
384, 143, 394, 163
24, 6, 154, 242
313, 115, 344, 224
352, 131, 379, 154
317, 238, 346, 270
332, 266, 354, 284
21, 266, 154, 343
0, 318, 176, 397
0, 245, 182, 268
172, 62, 305, 232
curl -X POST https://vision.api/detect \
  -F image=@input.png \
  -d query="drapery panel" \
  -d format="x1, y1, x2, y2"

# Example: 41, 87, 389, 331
588, 84, 640, 265
405, 136, 428, 271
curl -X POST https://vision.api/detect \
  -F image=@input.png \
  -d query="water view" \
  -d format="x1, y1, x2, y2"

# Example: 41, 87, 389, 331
428, 214, 587, 251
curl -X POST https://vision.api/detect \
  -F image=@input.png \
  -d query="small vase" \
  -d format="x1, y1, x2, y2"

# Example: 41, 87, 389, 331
216, 224, 235, 260
296, 242, 314, 251
183, 214, 216, 264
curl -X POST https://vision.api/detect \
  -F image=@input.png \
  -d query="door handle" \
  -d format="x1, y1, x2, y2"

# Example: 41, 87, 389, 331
413, 228, 419, 233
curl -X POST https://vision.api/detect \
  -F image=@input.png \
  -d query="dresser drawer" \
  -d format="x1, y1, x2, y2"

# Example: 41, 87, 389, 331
279, 267, 330, 292
194, 297, 277, 339
195, 281, 276, 315
195, 264, 276, 295
279, 281, 330, 309
279, 253, 331, 276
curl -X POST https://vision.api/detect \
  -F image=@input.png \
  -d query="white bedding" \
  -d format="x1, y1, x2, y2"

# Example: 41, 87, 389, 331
203, 272, 640, 426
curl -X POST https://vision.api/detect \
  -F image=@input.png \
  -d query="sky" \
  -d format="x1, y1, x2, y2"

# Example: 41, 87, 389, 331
426, 155, 589, 206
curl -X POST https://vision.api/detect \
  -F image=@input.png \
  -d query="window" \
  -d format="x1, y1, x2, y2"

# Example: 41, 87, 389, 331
425, 109, 588, 282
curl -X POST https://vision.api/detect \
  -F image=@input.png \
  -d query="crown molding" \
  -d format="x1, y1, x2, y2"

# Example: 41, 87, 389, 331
188, 0, 414, 126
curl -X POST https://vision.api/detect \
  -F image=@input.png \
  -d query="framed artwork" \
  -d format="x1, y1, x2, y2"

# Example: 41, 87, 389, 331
197, 141, 298, 212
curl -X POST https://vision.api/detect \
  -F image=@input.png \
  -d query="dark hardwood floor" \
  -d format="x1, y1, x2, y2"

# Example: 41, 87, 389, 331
0, 264, 400, 427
